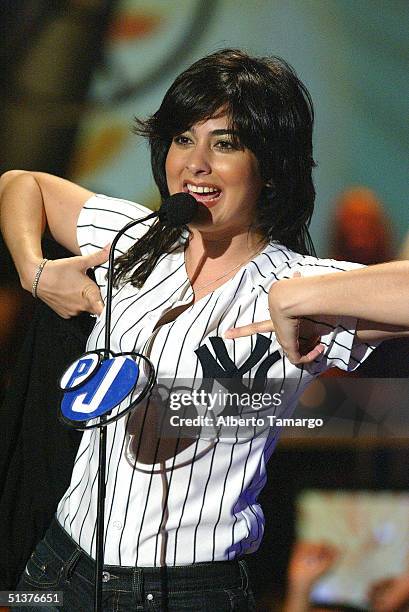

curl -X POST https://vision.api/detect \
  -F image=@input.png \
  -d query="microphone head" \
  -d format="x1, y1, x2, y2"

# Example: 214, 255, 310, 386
158, 193, 198, 227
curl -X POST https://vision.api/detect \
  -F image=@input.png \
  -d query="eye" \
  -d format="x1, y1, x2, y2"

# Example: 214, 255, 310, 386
173, 134, 192, 146
215, 139, 235, 150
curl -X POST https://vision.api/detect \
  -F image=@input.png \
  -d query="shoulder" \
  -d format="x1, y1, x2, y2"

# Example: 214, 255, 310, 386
78, 193, 155, 236
281, 254, 364, 278
80, 193, 153, 227
77, 193, 155, 256
246, 243, 297, 284
248, 244, 364, 289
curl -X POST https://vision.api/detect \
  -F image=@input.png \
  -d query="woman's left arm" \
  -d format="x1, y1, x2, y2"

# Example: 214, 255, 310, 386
226, 261, 409, 364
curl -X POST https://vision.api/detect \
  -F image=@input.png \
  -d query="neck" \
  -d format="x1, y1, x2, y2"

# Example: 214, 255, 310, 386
185, 228, 267, 296
187, 227, 265, 262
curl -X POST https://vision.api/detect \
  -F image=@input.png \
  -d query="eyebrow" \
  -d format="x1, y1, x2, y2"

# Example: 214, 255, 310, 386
188, 127, 236, 137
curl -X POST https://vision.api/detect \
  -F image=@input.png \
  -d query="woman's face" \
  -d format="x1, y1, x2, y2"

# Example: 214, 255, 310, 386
165, 115, 264, 239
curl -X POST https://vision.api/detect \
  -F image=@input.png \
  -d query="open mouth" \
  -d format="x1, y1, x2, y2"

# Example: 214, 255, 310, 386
184, 182, 222, 207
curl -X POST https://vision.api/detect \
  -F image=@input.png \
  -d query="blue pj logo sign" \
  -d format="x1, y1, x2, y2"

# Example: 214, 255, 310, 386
60, 352, 139, 421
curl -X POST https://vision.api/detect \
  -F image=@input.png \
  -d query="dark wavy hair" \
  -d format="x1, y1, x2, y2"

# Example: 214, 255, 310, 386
114, 48, 316, 287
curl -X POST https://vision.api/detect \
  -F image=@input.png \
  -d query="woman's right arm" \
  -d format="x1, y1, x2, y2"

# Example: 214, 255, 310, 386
0, 170, 110, 318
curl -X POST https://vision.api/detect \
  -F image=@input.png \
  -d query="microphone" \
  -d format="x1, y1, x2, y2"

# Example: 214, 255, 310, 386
158, 192, 198, 226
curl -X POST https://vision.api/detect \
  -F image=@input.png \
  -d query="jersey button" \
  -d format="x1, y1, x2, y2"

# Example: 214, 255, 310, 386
146, 593, 154, 601
113, 520, 122, 529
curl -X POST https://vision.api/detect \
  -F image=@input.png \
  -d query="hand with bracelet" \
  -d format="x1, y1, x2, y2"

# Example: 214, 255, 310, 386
29, 248, 109, 318
0, 170, 109, 319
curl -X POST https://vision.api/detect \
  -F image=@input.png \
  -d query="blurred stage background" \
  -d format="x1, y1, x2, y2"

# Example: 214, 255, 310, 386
1, 1, 409, 610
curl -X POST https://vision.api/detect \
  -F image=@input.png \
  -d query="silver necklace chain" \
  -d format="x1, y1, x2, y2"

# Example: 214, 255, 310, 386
193, 249, 260, 292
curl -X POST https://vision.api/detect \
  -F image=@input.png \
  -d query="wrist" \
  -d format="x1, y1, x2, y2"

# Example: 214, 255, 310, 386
269, 278, 301, 318
270, 276, 319, 319
283, 588, 311, 612
31, 258, 49, 298
19, 257, 46, 292
288, 583, 312, 598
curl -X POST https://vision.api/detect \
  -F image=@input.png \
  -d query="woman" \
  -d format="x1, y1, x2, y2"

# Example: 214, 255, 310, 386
1, 49, 409, 611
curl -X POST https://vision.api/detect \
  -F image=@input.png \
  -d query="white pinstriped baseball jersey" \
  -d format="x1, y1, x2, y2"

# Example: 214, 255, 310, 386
56, 194, 376, 566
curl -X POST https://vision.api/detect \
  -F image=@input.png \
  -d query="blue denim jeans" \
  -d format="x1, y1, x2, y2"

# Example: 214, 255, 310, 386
16, 517, 256, 611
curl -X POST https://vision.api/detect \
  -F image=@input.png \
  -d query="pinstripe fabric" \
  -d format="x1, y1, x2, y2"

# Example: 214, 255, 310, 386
56, 194, 376, 566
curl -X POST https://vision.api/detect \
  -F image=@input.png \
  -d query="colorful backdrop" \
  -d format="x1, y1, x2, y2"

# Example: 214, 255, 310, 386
68, 0, 409, 255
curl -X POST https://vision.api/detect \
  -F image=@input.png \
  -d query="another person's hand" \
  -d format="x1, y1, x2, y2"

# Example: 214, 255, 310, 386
369, 572, 409, 612
31, 246, 110, 318
282, 541, 339, 612
225, 272, 325, 365
287, 540, 339, 595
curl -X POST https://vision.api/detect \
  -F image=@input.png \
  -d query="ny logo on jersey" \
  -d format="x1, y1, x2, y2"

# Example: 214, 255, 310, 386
195, 334, 281, 396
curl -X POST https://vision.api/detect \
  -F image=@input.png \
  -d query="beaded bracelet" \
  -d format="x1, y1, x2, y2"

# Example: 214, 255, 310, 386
31, 258, 48, 298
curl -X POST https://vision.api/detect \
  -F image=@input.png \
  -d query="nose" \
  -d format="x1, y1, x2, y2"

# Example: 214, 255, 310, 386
185, 144, 211, 175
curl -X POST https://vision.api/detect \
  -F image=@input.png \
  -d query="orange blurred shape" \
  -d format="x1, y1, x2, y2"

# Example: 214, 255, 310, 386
331, 187, 394, 265
299, 377, 327, 408
69, 125, 128, 179
108, 13, 162, 41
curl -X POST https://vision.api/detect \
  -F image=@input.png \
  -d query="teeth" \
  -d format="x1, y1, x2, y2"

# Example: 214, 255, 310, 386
187, 184, 219, 194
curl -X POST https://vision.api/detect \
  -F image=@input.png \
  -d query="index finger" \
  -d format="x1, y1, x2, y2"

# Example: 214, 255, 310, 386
224, 320, 274, 339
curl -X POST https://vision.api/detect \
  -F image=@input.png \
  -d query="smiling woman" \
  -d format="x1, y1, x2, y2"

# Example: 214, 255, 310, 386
165, 114, 266, 295
112, 49, 316, 293
1, 48, 409, 612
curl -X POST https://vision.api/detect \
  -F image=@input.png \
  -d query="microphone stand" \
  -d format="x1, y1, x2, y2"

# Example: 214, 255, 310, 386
94, 212, 156, 612
89, 192, 197, 611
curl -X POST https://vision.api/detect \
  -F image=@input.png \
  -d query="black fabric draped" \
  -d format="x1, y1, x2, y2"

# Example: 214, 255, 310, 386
0, 242, 92, 589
